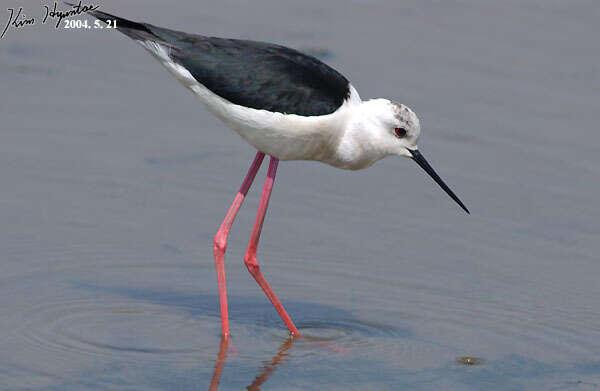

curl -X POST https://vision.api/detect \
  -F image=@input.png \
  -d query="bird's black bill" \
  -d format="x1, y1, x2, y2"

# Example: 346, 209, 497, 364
409, 149, 470, 214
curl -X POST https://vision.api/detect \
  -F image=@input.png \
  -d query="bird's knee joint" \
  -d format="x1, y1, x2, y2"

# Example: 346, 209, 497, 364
244, 254, 259, 273
246, 263, 260, 275
213, 234, 227, 253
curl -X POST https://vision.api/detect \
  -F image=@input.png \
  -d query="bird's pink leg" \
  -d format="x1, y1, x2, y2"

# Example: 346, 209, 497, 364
213, 151, 265, 339
244, 157, 301, 336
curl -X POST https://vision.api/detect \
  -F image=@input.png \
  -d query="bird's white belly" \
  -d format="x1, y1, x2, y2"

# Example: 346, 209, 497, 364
205, 101, 340, 161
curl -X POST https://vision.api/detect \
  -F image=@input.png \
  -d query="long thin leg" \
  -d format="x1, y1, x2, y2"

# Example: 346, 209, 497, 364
213, 151, 265, 339
243, 157, 301, 336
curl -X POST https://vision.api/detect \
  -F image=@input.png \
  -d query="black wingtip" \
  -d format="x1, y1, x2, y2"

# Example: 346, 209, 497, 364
63, 1, 109, 23
63, 2, 155, 39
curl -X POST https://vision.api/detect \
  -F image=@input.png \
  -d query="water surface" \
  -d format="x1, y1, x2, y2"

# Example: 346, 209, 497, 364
1, 0, 600, 389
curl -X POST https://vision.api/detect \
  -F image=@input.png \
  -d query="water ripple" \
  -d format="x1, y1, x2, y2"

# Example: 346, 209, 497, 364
12, 299, 218, 363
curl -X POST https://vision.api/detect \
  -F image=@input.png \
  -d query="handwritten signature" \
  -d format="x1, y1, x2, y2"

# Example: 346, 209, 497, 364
1, 1, 99, 40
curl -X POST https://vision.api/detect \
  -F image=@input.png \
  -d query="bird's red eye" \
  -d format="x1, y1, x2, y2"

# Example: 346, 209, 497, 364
395, 127, 407, 138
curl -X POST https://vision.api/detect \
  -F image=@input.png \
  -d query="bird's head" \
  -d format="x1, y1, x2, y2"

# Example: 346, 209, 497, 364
348, 99, 469, 214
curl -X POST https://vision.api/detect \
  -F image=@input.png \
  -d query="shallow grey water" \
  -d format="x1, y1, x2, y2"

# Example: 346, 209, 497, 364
1, 0, 600, 390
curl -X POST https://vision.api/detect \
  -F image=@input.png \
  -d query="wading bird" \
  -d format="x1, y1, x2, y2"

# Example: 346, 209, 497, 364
75, 5, 469, 339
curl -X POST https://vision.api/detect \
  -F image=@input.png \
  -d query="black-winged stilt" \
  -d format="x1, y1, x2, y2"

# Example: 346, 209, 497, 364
74, 5, 469, 339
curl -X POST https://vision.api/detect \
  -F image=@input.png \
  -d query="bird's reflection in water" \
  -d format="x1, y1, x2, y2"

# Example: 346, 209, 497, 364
246, 337, 295, 391
208, 337, 232, 391
209, 336, 295, 391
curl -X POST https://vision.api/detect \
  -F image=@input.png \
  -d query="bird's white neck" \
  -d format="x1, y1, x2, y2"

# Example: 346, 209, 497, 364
325, 97, 397, 170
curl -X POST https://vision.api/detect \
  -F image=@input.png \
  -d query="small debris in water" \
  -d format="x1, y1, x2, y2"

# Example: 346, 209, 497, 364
457, 356, 483, 366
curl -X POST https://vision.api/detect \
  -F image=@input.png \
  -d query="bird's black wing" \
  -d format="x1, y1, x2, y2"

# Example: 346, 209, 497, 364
84, 8, 350, 116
